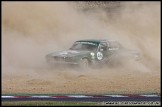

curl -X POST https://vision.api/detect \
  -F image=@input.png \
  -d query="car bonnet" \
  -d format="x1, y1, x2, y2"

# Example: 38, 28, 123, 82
48, 50, 91, 57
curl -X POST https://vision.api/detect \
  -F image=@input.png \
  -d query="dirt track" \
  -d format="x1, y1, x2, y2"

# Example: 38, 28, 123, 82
2, 2, 160, 94
2, 63, 160, 94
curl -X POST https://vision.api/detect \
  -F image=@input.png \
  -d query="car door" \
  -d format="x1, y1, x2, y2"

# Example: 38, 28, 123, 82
97, 42, 108, 61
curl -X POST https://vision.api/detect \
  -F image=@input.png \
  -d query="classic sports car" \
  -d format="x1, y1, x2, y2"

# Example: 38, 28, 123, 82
46, 39, 140, 68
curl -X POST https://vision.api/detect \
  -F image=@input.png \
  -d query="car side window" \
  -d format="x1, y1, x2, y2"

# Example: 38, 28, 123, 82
99, 42, 107, 51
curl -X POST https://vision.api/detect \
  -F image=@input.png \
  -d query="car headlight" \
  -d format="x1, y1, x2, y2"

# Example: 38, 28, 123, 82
90, 52, 95, 59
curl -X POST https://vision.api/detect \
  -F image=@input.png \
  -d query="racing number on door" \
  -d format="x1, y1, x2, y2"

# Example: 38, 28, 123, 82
97, 52, 103, 60
97, 42, 107, 60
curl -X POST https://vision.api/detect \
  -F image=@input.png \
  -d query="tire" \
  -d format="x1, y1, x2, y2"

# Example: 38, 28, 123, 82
79, 58, 89, 69
46, 58, 57, 69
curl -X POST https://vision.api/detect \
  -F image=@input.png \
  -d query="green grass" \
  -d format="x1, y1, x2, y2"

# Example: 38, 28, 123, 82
2, 101, 100, 106
2, 101, 160, 106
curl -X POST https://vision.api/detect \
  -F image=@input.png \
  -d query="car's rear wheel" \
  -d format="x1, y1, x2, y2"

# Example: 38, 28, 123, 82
79, 58, 89, 69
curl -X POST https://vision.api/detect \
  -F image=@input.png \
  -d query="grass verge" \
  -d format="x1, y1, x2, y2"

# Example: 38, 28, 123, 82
2, 101, 100, 106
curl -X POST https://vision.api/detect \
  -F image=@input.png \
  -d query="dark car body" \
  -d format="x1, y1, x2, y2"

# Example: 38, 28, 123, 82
46, 39, 140, 68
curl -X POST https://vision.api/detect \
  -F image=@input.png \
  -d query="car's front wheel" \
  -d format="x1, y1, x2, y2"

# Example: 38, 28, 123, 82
79, 58, 89, 69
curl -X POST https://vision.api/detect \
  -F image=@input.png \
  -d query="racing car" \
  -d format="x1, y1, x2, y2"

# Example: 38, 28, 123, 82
46, 39, 140, 68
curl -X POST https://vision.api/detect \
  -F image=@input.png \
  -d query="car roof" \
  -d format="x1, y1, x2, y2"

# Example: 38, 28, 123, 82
76, 39, 118, 44
76, 39, 107, 44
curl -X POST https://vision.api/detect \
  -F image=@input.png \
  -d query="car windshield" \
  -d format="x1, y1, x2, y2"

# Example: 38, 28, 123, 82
70, 42, 98, 51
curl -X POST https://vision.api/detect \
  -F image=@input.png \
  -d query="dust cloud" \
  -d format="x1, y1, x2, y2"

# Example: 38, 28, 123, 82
2, 2, 160, 94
